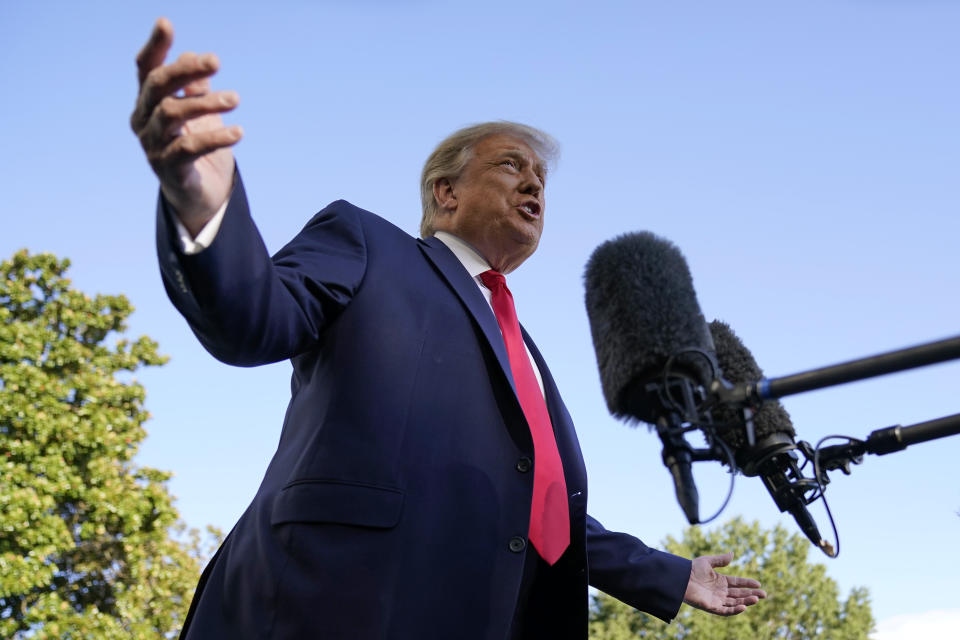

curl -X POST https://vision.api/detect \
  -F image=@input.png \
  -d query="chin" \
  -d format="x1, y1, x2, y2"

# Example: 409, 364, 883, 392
501, 245, 540, 274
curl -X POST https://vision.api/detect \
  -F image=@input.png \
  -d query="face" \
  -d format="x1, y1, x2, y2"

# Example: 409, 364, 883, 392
432, 134, 546, 274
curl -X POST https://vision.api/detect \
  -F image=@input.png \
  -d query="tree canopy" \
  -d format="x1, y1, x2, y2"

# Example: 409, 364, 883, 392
589, 517, 874, 640
0, 250, 215, 639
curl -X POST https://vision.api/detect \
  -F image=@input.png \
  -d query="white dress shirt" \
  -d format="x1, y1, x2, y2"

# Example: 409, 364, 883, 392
433, 231, 546, 396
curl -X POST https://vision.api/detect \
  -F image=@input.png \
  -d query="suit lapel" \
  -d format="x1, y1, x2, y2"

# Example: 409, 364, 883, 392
418, 236, 516, 393
522, 326, 588, 493
420, 234, 586, 492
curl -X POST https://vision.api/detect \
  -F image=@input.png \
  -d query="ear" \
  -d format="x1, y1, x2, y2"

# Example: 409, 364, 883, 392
432, 177, 457, 214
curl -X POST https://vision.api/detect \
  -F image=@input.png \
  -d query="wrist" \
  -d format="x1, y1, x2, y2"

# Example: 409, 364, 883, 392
162, 178, 234, 239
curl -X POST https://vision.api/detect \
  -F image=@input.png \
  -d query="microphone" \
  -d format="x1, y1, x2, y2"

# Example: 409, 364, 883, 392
583, 230, 835, 551
584, 232, 717, 524
707, 320, 795, 463
708, 320, 834, 556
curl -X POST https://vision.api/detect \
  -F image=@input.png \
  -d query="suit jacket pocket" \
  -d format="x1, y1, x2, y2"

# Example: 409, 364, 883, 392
270, 479, 404, 529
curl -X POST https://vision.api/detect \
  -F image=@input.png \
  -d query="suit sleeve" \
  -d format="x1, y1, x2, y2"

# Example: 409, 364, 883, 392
586, 514, 691, 622
156, 170, 367, 366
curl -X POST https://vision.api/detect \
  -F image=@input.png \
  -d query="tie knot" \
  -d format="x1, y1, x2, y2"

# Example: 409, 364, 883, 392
479, 269, 506, 290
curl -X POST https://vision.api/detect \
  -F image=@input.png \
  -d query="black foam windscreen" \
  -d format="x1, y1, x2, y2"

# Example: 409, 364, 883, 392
709, 320, 796, 451
585, 232, 715, 421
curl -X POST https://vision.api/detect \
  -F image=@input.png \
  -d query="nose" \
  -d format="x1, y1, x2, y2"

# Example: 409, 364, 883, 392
519, 167, 543, 198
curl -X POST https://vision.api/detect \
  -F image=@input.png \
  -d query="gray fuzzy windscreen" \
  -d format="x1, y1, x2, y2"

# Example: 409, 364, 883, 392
709, 320, 796, 449
584, 232, 714, 419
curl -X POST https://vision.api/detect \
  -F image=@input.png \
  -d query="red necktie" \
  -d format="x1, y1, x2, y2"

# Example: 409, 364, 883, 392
479, 270, 569, 565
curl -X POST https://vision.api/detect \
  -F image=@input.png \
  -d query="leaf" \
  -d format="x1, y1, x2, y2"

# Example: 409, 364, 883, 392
0, 251, 216, 639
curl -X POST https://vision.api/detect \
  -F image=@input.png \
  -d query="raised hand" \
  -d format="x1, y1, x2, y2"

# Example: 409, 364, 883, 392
130, 18, 242, 235
683, 552, 767, 616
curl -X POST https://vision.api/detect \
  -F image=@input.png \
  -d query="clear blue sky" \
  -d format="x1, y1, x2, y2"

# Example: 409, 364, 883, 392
2, 1, 958, 636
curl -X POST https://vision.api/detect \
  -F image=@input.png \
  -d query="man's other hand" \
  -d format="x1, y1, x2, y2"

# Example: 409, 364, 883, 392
130, 18, 242, 235
682, 551, 767, 616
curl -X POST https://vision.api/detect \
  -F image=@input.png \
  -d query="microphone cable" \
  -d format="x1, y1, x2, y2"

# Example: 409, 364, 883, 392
810, 434, 866, 558
654, 347, 737, 525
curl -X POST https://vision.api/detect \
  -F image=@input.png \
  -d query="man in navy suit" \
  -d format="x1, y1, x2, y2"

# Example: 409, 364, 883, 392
132, 18, 765, 640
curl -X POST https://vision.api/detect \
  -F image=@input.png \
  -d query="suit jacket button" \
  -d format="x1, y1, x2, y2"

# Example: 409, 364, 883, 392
515, 457, 532, 473
508, 536, 526, 553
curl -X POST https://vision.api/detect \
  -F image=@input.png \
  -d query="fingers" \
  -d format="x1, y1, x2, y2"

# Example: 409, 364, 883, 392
708, 595, 759, 617
132, 52, 221, 132
722, 604, 748, 616
727, 585, 767, 598
148, 52, 220, 103
726, 592, 761, 604
165, 92, 239, 135
152, 125, 243, 167
183, 76, 212, 97
724, 596, 758, 611
136, 89, 239, 163
136, 17, 174, 86
717, 586, 766, 616
726, 575, 763, 590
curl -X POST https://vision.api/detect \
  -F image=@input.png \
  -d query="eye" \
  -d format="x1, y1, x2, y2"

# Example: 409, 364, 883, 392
500, 158, 520, 170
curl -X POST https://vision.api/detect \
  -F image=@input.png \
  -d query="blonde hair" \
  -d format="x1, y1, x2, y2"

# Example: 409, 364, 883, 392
419, 122, 559, 238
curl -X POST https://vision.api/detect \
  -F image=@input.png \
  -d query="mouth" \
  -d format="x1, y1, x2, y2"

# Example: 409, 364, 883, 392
517, 200, 542, 219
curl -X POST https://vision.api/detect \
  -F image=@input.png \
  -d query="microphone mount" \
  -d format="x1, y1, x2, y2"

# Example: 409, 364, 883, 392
623, 348, 732, 526
651, 334, 960, 557
814, 413, 960, 474
713, 334, 960, 405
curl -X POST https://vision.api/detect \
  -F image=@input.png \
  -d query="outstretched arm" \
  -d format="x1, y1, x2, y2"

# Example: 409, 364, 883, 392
683, 551, 767, 616
134, 20, 368, 367
586, 515, 692, 622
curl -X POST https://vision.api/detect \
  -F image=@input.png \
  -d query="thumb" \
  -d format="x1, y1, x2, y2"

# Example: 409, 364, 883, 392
706, 551, 734, 568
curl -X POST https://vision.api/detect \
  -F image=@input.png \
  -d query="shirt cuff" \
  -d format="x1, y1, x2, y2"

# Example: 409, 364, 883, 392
174, 200, 229, 255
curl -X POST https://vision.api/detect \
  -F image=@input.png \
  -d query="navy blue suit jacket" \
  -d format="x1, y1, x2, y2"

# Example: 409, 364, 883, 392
157, 173, 690, 640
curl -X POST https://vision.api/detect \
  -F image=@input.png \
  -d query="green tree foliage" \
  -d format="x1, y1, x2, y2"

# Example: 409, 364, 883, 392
589, 517, 874, 640
0, 250, 218, 639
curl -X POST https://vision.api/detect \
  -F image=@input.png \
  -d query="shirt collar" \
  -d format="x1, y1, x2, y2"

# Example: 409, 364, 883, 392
432, 231, 491, 278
